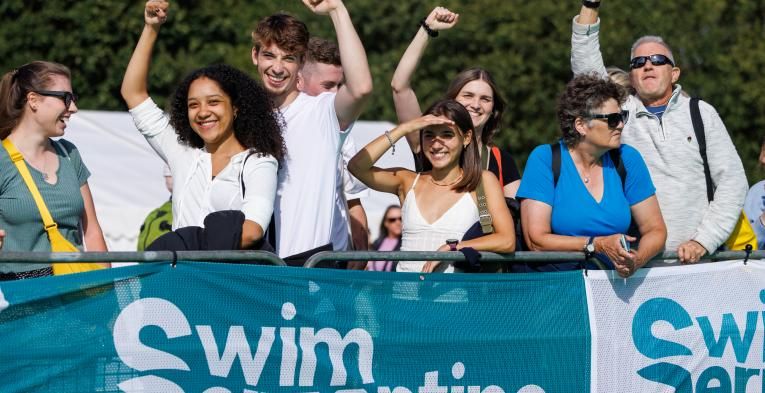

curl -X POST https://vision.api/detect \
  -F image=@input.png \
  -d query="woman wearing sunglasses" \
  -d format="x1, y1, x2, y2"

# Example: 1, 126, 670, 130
0, 61, 108, 280
121, 0, 284, 250
367, 205, 403, 272
517, 74, 666, 277
391, 6, 521, 199
349, 100, 515, 273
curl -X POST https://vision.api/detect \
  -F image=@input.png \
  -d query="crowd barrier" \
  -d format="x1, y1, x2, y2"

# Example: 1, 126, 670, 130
0, 249, 762, 267
0, 252, 763, 392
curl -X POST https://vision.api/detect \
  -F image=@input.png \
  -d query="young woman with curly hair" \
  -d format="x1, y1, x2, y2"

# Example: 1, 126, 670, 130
121, 0, 285, 249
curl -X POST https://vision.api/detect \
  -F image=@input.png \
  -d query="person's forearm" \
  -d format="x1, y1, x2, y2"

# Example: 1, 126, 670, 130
121, 24, 160, 109
330, 4, 372, 110
391, 29, 429, 152
459, 233, 515, 253
578, 2, 599, 25
634, 230, 665, 268
348, 126, 408, 178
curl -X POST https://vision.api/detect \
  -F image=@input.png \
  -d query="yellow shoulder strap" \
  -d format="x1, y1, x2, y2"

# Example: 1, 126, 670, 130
2, 138, 59, 232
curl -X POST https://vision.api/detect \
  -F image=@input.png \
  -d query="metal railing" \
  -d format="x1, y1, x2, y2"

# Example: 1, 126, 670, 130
0, 249, 762, 269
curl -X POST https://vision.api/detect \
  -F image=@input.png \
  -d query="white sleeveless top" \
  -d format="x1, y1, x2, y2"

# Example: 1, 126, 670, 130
397, 174, 479, 273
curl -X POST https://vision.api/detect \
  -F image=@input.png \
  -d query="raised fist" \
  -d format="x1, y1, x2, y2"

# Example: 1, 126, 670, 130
424, 7, 459, 31
145, 0, 169, 26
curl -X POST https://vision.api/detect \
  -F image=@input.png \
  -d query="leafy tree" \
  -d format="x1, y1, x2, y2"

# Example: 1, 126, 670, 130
2, 0, 763, 181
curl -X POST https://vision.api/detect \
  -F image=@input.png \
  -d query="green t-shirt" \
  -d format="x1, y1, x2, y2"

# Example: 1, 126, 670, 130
0, 138, 90, 273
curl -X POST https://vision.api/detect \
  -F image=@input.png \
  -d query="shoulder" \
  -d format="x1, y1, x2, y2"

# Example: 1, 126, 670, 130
527, 144, 553, 165
242, 151, 278, 169
54, 138, 83, 160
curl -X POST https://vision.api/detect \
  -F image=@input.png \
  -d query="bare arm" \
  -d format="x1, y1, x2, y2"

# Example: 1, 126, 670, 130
240, 220, 264, 249
630, 196, 666, 268
521, 199, 591, 252
348, 115, 454, 197
304, 0, 373, 130
80, 183, 109, 267
503, 179, 520, 199
391, 7, 459, 153
346, 199, 369, 270
120, 0, 169, 109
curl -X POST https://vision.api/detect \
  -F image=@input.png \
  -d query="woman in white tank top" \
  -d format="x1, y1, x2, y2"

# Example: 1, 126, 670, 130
349, 100, 515, 273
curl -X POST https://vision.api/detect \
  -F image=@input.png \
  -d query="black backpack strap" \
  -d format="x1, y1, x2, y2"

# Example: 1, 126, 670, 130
551, 142, 561, 187
240, 150, 256, 197
608, 147, 626, 190
689, 97, 714, 202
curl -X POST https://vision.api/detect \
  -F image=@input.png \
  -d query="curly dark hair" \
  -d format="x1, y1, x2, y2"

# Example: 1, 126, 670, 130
557, 73, 627, 148
169, 64, 286, 162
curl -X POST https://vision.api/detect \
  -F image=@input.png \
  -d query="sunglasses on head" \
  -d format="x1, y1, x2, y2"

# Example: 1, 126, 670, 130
34, 90, 78, 108
629, 54, 674, 69
588, 110, 629, 129
385, 216, 402, 223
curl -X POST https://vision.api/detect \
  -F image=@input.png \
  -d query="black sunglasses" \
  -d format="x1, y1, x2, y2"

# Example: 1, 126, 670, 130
385, 217, 402, 223
34, 90, 78, 108
588, 110, 629, 129
630, 54, 674, 69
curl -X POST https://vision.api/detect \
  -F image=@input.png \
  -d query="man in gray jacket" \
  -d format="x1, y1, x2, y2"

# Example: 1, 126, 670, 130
571, 0, 748, 263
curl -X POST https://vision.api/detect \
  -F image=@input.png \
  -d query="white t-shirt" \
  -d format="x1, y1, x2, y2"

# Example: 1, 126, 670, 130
129, 98, 278, 230
275, 92, 349, 257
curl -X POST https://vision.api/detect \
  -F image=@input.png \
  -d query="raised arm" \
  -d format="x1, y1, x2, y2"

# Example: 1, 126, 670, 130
121, 0, 169, 109
348, 116, 453, 199
391, 7, 459, 153
303, 0, 373, 131
570, 0, 608, 78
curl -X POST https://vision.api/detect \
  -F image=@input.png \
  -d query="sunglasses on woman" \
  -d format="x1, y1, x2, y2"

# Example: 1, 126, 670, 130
34, 90, 78, 108
629, 54, 674, 69
385, 216, 402, 223
588, 110, 629, 129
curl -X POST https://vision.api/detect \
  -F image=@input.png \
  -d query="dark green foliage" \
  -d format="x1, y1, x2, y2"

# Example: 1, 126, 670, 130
2, 0, 764, 181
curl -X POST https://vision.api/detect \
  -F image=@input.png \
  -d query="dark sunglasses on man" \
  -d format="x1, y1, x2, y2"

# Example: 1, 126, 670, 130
629, 54, 674, 69
588, 110, 629, 129
34, 90, 78, 108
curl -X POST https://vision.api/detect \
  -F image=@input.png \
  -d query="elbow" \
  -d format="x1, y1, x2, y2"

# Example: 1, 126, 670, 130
347, 156, 362, 178
390, 79, 408, 95
349, 79, 374, 101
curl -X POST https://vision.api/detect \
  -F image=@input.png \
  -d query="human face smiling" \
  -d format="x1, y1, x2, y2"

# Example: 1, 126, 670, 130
422, 119, 469, 170
253, 43, 301, 104
31, 74, 77, 137
630, 42, 680, 106
454, 80, 494, 133
299, 61, 344, 96
186, 77, 236, 148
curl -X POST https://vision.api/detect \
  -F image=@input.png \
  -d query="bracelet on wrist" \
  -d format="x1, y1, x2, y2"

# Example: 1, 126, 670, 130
419, 18, 438, 38
384, 130, 396, 155
582, 0, 601, 9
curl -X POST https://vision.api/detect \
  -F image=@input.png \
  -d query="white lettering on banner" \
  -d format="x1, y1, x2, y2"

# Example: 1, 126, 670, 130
113, 297, 191, 372
0, 287, 8, 314
196, 325, 275, 387
112, 299, 547, 392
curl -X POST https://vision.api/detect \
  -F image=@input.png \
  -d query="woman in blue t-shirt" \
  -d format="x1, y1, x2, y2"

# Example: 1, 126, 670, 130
517, 74, 666, 276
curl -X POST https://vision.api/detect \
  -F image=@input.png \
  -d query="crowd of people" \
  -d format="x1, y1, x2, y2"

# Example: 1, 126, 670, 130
0, 0, 757, 280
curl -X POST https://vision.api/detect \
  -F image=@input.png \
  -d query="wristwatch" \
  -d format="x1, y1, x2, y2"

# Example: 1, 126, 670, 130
446, 239, 459, 251
583, 237, 595, 258
582, 0, 601, 9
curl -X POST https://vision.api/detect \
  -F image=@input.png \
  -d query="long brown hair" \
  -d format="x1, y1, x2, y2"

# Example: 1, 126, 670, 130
443, 67, 506, 147
0, 61, 71, 139
418, 99, 481, 193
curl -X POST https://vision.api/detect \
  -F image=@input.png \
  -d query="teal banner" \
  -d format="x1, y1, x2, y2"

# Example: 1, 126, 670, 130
0, 263, 590, 392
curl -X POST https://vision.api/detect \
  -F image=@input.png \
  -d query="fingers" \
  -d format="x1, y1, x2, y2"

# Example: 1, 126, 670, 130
677, 241, 705, 264
421, 261, 434, 273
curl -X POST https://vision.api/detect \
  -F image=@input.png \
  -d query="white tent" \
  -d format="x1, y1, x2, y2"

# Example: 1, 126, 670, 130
64, 111, 411, 251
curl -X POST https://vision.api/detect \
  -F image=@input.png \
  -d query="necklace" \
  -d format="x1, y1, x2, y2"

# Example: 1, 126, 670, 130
429, 170, 463, 187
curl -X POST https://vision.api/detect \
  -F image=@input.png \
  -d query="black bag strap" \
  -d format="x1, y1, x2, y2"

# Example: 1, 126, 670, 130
551, 142, 561, 187
551, 141, 626, 189
240, 149, 256, 197
689, 97, 714, 202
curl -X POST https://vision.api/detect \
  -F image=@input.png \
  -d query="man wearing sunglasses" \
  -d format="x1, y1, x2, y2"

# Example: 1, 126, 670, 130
569, 0, 748, 264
